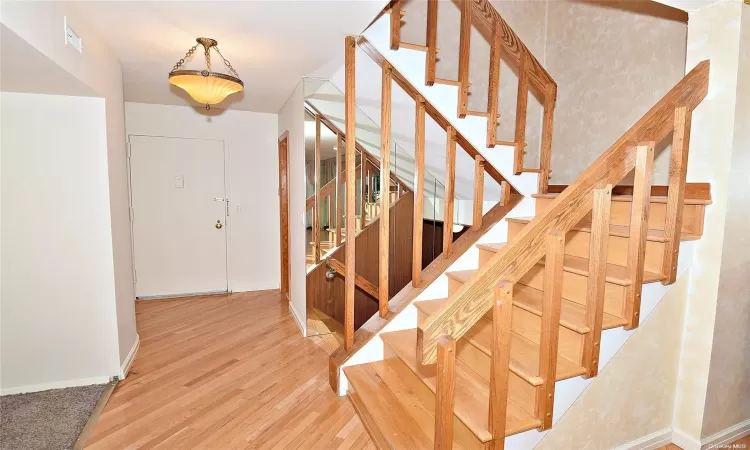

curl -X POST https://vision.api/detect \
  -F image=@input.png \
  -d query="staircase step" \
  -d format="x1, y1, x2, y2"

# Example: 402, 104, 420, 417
447, 254, 664, 289
381, 329, 542, 439
532, 192, 711, 205
344, 362, 446, 449
506, 216, 700, 243
466, 320, 587, 385
415, 286, 627, 335
413, 302, 586, 386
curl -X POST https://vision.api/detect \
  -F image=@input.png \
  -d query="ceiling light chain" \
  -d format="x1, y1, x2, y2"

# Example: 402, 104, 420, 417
172, 45, 198, 72
214, 46, 240, 79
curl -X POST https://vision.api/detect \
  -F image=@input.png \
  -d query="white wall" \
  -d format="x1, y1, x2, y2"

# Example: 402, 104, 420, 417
277, 81, 307, 334
1, 92, 120, 394
124, 103, 280, 293
1, 1, 137, 366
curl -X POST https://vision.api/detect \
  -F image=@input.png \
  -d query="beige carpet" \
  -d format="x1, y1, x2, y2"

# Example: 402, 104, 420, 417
0, 383, 109, 450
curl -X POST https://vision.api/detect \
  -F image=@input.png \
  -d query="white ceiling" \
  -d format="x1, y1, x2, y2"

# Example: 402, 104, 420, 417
71, 0, 388, 113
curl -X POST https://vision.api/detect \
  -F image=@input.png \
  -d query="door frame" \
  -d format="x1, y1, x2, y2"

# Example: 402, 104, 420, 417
127, 134, 231, 298
278, 131, 291, 300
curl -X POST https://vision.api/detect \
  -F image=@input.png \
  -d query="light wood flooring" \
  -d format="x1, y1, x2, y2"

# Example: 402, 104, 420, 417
83, 289, 749, 449
85, 290, 372, 449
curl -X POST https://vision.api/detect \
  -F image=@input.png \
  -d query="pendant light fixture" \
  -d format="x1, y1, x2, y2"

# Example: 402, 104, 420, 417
168, 37, 244, 110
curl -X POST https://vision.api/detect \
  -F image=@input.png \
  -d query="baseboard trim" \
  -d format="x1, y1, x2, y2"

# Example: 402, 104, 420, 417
289, 302, 306, 337
701, 419, 750, 448
119, 334, 140, 379
613, 428, 673, 450
0, 376, 112, 396
673, 427, 702, 450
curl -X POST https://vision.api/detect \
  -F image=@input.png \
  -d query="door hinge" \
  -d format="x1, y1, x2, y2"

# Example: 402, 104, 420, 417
132, 268, 137, 283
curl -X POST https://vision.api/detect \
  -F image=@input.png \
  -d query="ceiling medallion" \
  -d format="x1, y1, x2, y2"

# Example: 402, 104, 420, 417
168, 37, 244, 110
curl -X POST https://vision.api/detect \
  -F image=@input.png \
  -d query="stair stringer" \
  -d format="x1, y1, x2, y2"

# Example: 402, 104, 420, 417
336, 195, 536, 396
350, 11, 701, 449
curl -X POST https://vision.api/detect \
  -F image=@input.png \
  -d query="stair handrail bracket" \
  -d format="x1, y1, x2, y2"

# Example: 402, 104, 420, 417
417, 60, 710, 365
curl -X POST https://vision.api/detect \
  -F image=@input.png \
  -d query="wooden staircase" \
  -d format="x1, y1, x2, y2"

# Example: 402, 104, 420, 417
345, 193, 708, 448
329, 0, 712, 447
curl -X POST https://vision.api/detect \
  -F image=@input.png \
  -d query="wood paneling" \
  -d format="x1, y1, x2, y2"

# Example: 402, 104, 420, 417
308, 194, 415, 337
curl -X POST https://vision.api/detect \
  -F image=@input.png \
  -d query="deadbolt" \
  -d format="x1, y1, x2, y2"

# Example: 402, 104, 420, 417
215, 220, 223, 229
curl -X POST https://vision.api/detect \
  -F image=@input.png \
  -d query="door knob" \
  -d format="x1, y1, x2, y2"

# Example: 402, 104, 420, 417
215, 220, 223, 229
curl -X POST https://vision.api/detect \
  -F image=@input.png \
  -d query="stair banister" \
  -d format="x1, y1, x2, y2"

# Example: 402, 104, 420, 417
417, 60, 710, 365
344, 35, 356, 350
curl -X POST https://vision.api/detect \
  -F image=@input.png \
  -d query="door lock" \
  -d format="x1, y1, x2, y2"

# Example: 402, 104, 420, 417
215, 220, 223, 229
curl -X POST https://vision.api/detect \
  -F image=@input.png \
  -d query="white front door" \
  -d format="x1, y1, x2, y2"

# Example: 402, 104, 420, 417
129, 135, 228, 298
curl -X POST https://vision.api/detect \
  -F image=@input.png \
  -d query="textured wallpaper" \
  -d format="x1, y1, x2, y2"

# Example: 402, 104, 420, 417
535, 274, 690, 450
701, 3, 750, 439
400, 0, 687, 183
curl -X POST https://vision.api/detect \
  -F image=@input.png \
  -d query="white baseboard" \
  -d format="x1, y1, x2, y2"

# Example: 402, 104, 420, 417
1, 376, 112, 396
119, 334, 140, 380
612, 428, 673, 450
701, 419, 750, 449
289, 302, 306, 337
673, 427, 702, 450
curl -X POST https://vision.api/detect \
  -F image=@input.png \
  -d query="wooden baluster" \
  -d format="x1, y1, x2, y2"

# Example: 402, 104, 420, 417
624, 142, 654, 330
536, 230, 564, 430
538, 83, 557, 194
426, 0, 438, 86
473, 156, 485, 228
335, 133, 343, 246
328, 192, 334, 246
344, 36, 356, 350
582, 185, 612, 378
457, 0, 471, 118
412, 96, 426, 286
500, 180, 511, 207
486, 18, 502, 148
313, 115, 321, 263
444, 126, 457, 257
513, 53, 530, 175
361, 153, 367, 227
488, 281, 513, 450
662, 106, 692, 284
390, 0, 401, 50
380, 63, 393, 317
435, 336, 456, 450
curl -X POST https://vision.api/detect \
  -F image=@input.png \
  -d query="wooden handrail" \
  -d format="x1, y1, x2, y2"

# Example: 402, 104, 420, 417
469, 0, 555, 93
417, 60, 710, 364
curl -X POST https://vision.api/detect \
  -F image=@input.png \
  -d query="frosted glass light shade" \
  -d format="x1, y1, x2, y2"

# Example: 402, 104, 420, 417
169, 70, 244, 105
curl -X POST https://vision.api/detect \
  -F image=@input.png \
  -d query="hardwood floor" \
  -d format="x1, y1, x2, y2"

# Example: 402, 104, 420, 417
85, 290, 372, 449
83, 289, 750, 449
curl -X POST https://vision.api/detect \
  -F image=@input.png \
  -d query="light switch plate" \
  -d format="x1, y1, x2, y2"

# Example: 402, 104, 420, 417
174, 175, 184, 188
